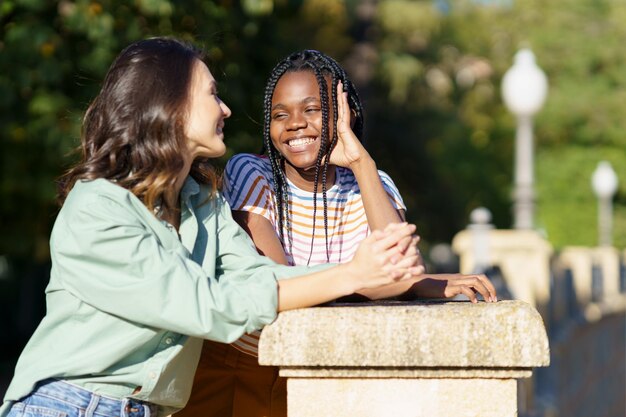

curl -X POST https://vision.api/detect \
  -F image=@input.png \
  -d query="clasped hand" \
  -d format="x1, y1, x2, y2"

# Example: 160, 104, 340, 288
348, 223, 499, 303
348, 222, 424, 291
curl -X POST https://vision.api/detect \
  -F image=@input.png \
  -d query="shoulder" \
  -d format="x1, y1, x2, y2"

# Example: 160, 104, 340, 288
223, 153, 273, 198
334, 167, 397, 189
376, 169, 405, 207
376, 169, 397, 186
60, 179, 160, 228
223, 154, 276, 212
225, 153, 271, 179
63, 179, 137, 214
336, 166, 405, 207
334, 167, 399, 189
52, 179, 152, 243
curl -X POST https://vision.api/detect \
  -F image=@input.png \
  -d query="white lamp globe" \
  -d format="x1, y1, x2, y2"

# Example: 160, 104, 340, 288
470, 207, 492, 225
592, 161, 619, 199
501, 49, 548, 117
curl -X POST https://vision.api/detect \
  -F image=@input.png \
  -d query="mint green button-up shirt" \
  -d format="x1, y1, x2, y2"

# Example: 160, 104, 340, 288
1, 178, 326, 416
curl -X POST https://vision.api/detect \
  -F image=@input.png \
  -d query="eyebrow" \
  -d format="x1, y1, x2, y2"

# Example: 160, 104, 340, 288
271, 96, 320, 111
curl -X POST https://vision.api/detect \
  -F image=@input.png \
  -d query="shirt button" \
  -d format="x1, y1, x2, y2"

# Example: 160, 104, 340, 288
165, 337, 173, 345
149, 372, 157, 379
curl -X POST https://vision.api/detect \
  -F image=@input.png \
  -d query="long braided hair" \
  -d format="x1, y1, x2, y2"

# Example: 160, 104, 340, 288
262, 50, 365, 263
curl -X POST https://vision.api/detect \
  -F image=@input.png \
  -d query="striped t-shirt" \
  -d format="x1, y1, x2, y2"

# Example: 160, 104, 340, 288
222, 153, 406, 355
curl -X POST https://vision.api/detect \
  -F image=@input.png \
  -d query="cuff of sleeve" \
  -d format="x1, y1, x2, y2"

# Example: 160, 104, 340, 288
240, 273, 279, 333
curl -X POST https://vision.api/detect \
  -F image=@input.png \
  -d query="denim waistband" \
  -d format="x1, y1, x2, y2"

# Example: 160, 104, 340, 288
30, 379, 157, 417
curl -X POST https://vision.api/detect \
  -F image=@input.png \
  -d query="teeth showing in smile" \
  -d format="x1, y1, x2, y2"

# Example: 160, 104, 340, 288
287, 137, 315, 147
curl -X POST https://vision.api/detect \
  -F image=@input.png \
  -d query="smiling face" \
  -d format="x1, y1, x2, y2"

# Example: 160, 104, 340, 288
269, 70, 334, 177
185, 60, 232, 160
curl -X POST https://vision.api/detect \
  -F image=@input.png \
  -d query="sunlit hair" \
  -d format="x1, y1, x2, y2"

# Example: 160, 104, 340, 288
262, 49, 364, 263
57, 37, 217, 217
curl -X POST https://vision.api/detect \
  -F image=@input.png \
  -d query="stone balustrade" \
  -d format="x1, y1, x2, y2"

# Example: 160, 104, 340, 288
259, 300, 549, 417
452, 229, 553, 313
443, 225, 625, 416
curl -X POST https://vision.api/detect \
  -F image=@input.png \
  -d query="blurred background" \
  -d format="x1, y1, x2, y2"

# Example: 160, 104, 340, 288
1, 1, 624, 416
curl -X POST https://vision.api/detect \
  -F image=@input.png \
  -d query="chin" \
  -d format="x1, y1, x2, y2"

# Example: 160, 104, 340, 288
285, 158, 319, 172
283, 152, 321, 168
210, 151, 227, 159
198, 148, 226, 159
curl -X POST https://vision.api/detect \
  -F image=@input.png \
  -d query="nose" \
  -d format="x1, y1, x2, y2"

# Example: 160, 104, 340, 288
219, 98, 232, 119
287, 112, 307, 130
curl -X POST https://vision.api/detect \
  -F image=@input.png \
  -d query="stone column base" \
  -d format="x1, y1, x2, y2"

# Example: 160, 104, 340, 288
288, 378, 516, 417
259, 300, 550, 417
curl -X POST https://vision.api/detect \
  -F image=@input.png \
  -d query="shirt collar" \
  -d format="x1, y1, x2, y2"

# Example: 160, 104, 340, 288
181, 176, 200, 201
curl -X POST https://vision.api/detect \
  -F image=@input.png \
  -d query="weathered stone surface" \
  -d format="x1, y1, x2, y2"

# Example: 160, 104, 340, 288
287, 378, 517, 417
259, 300, 549, 369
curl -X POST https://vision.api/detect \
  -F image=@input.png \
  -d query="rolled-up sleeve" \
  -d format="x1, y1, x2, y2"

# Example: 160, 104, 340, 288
212, 197, 331, 329
54, 192, 278, 343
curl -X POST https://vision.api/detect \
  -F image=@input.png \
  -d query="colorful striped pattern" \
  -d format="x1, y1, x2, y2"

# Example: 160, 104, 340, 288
223, 153, 406, 356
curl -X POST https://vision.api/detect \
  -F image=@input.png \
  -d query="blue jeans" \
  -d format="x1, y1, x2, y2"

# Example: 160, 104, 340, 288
6, 379, 158, 417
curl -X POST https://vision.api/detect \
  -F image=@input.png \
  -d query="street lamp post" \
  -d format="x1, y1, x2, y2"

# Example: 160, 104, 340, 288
468, 207, 493, 273
591, 161, 619, 246
501, 49, 548, 230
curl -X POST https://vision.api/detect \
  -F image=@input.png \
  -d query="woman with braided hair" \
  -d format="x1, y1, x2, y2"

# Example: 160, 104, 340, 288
180, 50, 497, 417
228, 49, 398, 268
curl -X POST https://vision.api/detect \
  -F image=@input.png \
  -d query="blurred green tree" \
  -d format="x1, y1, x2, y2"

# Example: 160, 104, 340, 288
0, 0, 327, 260
1, 0, 624, 264
364, 0, 626, 248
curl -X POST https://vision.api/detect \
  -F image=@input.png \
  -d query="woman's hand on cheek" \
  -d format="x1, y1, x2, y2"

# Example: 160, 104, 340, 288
328, 81, 370, 168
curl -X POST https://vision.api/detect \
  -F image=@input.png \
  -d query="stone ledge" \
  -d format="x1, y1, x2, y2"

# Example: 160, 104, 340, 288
277, 367, 532, 379
259, 300, 549, 370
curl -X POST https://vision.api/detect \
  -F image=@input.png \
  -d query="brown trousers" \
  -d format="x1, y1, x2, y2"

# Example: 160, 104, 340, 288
176, 340, 286, 417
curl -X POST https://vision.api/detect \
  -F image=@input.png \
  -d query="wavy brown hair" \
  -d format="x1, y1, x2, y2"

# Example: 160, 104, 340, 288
58, 37, 216, 216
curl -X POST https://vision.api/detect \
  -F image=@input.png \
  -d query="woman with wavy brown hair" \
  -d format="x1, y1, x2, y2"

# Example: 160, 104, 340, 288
0, 37, 422, 417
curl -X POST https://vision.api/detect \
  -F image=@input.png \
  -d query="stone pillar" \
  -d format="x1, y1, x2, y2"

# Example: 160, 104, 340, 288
558, 246, 622, 306
557, 247, 594, 306
592, 246, 621, 301
622, 249, 626, 293
259, 300, 549, 417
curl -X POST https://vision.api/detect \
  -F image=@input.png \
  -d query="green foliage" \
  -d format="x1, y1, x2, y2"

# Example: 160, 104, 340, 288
1, 0, 624, 261
368, 0, 626, 248
536, 146, 626, 248
0, 0, 351, 258
365, 0, 516, 240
